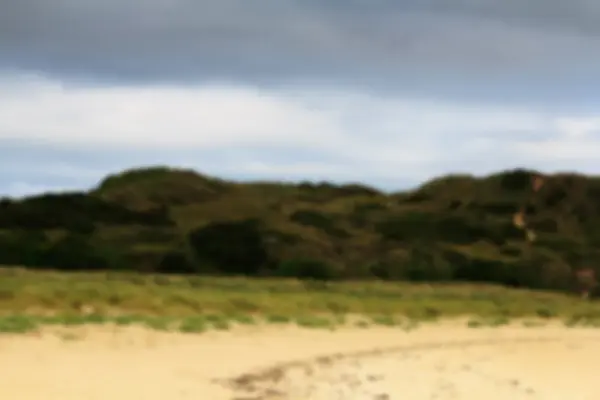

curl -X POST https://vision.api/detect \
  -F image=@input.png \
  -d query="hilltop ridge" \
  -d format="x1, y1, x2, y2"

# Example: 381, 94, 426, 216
0, 166, 599, 295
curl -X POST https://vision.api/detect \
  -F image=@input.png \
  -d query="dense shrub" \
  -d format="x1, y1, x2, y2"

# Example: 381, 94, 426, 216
403, 192, 431, 203
290, 209, 333, 229
356, 201, 387, 213
528, 217, 559, 233
2, 165, 600, 294
452, 254, 515, 285
263, 230, 302, 246
275, 258, 338, 281
471, 200, 519, 215
157, 250, 196, 274
0, 231, 49, 267
376, 212, 435, 242
45, 233, 114, 271
405, 245, 455, 281
376, 212, 504, 245
336, 183, 381, 197
290, 209, 349, 238
434, 215, 489, 244
98, 167, 176, 192
497, 169, 534, 192
0, 193, 172, 231
187, 219, 269, 275
539, 185, 569, 208
297, 182, 380, 200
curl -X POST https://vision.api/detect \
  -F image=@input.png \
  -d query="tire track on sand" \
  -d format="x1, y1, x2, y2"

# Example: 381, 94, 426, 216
218, 334, 580, 399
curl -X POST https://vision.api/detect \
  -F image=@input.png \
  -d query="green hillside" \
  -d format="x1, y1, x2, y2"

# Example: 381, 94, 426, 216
0, 166, 598, 296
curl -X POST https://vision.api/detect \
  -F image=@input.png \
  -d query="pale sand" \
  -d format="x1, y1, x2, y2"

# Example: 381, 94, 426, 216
0, 321, 598, 399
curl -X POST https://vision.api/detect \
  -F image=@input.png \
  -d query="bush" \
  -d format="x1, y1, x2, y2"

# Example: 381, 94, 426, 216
291, 209, 333, 229
290, 209, 349, 238
473, 200, 519, 215
452, 255, 515, 285
352, 201, 387, 214
377, 212, 500, 245
187, 219, 269, 275
297, 182, 380, 201
513, 251, 573, 291
45, 234, 113, 271
406, 244, 455, 281
0, 231, 49, 267
275, 258, 338, 281
539, 185, 569, 208
434, 215, 488, 244
376, 212, 435, 242
500, 244, 523, 257
263, 230, 302, 246
157, 250, 196, 274
0, 193, 173, 232
497, 169, 534, 192
528, 217, 559, 233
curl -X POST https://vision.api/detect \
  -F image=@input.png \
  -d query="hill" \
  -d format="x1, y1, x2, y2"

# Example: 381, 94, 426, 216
0, 166, 599, 296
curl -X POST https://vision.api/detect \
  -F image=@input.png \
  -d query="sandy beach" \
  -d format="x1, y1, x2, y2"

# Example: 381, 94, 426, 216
0, 321, 599, 399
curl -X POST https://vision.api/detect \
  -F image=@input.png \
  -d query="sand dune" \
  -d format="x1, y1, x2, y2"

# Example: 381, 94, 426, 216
0, 321, 599, 399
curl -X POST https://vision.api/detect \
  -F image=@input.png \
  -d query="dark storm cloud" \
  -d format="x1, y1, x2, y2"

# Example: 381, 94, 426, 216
2, 0, 600, 99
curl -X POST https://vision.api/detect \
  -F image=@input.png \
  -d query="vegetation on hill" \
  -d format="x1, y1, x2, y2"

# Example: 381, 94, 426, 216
0, 166, 599, 296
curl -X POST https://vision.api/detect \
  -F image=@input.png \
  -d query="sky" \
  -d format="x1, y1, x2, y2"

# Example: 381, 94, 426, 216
2, 0, 600, 196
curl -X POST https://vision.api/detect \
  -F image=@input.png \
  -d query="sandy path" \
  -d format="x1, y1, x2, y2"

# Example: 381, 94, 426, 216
0, 322, 598, 399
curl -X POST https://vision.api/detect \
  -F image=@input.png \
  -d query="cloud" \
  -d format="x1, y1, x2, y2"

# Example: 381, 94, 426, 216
554, 117, 600, 139
512, 116, 600, 169
0, 74, 547, 152
2, 182, 71, 198
2, 2, 600, 196
0, 76, 344, 149
515, 136, 600, 168
2, 73, 600, 197
408, 0, 600, 34
2, 0, 600, 105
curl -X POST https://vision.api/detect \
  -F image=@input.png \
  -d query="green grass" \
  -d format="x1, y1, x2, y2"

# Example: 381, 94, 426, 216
0, 268, 599, 334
